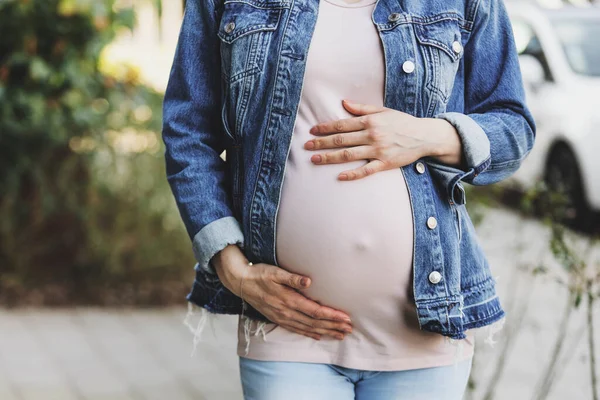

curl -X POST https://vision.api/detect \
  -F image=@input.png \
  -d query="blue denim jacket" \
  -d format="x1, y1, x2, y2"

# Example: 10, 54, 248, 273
162, 0, 536, 340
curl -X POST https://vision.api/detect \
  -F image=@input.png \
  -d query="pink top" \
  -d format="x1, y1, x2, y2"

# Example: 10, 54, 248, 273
237, 0, 474, 371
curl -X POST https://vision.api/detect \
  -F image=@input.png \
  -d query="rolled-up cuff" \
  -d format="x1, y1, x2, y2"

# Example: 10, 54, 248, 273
434, 112, 491, 177
192, 216, 245, 276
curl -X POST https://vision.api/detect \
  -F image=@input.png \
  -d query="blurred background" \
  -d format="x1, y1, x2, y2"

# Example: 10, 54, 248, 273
0, 0, 599, 399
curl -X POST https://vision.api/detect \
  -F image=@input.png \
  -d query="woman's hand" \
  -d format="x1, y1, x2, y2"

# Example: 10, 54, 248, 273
304, 99, 466, 181
212, 245, 353, 341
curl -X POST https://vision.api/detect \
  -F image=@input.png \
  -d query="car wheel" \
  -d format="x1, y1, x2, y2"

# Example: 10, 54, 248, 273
544, 145, 593, 231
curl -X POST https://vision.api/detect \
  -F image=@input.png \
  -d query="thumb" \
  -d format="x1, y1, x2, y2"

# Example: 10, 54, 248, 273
342, 99, 385, 115
276, 270, 311, 289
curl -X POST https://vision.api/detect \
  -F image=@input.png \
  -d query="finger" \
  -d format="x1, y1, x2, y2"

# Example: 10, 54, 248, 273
311, 145, 373, 165
310, 115, 369, 136
339, 159, 387, 181
304, 129, 370, 151
271, 267, 311, 290
291, 292, 352, 323
282, 318, 346, 340
279, 324, 321, 341
342, 99, 386, 115
285, 308, 353, 336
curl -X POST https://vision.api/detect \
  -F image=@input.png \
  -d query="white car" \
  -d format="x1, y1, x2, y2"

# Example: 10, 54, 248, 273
504, 3, 600, 229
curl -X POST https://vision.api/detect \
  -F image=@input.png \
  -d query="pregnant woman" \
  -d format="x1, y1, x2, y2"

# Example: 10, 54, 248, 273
162, 0, 535, 398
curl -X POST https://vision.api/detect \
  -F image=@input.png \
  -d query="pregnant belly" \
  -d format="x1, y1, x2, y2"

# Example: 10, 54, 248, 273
275, 155, 415, 320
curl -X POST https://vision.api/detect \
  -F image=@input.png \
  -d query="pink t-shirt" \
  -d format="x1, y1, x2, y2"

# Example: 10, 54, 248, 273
237, 0, 475, 371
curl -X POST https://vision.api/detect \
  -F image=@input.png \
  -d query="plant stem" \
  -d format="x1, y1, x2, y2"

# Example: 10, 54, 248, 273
588, 290, 598, 400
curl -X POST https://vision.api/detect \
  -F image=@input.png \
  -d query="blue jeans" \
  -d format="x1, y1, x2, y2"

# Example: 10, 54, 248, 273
239, 356, 473, 400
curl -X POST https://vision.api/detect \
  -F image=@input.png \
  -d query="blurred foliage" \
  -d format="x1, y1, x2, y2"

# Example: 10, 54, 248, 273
0, 0, 194, 306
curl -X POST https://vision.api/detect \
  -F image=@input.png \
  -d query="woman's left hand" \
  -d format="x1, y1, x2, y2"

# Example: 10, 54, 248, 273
304, 99, 466, 181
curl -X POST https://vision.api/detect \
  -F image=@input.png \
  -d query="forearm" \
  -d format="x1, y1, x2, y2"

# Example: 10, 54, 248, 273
162, 0, 245, 276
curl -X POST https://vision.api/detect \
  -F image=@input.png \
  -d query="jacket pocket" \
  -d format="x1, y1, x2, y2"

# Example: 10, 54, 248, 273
412, 17, 463, 109
217, 1, 282, 84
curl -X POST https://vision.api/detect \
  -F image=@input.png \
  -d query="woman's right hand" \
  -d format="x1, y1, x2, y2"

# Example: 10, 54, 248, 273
212, 244, 353, 341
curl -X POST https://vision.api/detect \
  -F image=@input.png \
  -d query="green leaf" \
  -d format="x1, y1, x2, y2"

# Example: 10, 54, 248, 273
115, 8, 136, 31
29, 57, 52, 81
574, 292, 582, 308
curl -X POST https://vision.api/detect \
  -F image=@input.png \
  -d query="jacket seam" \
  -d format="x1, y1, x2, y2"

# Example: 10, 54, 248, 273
380, 15, 469, 32
462, 294, 498, 309
223, 0, 291, 9
462, 274, 496, 295
469, 0, 483, 29
462, 0, 482, 46
248, 0, 289, 255
485, 148, 532, 171
463, 307, 505, 329
472, 155, 491, 176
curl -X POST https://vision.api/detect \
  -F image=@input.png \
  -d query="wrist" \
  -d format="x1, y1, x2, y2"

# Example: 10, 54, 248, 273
212, 244, 250, 297
422, 118, 464, 168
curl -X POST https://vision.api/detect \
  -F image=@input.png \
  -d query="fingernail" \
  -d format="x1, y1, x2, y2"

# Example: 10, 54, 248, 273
311, 155, 322, 163
339, 174, 348, 180
300, 277, 308, 287
343, 317, 352, 323
304, 141, 315, 149
344, 327, 352, 334
337, 334, 345, 340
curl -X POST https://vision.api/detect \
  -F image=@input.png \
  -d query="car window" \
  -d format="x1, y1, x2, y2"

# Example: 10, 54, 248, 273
553, 19, 600, 77
511, 18, 554, 81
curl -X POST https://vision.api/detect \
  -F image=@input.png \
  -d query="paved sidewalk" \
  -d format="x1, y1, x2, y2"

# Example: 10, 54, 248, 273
0, 207, 598, 400
0, 307, 243, 400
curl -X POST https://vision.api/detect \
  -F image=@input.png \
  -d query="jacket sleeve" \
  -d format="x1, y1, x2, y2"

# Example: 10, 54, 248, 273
162, 0, 244, 276
428, 0, 537, 205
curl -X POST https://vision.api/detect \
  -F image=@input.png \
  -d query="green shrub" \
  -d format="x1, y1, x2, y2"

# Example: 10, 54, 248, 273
0, 0, 194, 306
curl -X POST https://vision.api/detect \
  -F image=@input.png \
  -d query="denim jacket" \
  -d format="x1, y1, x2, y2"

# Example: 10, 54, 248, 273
162, 0, 536, 340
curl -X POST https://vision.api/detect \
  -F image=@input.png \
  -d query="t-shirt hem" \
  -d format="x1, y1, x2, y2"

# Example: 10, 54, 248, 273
236, 344, 474, 372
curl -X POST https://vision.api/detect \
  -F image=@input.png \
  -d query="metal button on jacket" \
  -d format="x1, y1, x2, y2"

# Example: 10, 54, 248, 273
427, 216, 437, 229
402, 61, 415, 74
224, 21, 236, 33
388, 13, 401, 22
429, 271, 442, 284
452, 40, 463, 54
415, 162, 425, 174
